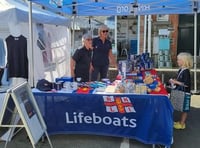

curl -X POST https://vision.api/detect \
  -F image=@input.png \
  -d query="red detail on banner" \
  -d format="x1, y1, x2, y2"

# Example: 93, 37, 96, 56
104, 96, 134, 114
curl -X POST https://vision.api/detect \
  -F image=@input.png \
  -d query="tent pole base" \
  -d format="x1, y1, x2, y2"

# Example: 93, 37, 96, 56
191, 90, 200, 95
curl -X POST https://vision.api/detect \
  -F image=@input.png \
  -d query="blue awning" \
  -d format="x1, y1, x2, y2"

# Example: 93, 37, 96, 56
29, 0, 200, 16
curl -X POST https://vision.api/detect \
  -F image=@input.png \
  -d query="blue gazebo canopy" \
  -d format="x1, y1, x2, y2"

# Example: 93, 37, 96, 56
29, 0, 200, 16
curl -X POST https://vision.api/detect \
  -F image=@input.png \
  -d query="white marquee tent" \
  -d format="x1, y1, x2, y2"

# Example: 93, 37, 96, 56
0, 0, 69, 25
0, 0, 71, 86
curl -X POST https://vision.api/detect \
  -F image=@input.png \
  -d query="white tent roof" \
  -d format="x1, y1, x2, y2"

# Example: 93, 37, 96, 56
0, 0, 70, 26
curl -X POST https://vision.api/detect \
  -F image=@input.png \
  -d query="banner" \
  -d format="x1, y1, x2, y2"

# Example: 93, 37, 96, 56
34, 93, 173, 146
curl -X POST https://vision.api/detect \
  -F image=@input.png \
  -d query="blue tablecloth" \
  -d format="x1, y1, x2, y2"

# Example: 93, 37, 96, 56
33, 91, 173, 146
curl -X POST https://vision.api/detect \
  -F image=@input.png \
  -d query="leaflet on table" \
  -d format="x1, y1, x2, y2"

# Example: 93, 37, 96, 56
92, 80, 147, 95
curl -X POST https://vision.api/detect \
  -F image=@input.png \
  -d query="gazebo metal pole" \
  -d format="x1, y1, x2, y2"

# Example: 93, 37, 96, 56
72, 15, 76, 54
28, 1, 34, 87
137, 15, 140, 54
147, 15, 152, 57
143, 15, 147, 53
115, 16, 117, 57
192, 9, 198, 93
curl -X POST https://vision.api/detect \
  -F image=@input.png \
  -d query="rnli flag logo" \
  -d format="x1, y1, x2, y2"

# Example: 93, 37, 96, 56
103, 96, 136, 113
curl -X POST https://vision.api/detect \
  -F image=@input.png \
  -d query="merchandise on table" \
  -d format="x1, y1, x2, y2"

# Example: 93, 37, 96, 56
118, 51, 154, 76
35, 51, 167, 95
55, 77, 73, 83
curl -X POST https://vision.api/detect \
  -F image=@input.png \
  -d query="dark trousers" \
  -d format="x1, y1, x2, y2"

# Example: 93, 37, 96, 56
91, 65, 109, 81
0, 68, 4, 85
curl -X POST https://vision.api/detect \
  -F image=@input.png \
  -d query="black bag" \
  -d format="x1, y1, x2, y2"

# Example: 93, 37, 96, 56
36, 79, 52, 91
170, 89, 191, 112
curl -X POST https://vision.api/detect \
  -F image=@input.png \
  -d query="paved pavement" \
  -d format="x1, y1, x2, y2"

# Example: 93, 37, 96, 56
0, 95, 200, 148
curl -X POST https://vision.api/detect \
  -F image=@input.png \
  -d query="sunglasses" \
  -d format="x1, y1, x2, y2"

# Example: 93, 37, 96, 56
102, 30, 109, 33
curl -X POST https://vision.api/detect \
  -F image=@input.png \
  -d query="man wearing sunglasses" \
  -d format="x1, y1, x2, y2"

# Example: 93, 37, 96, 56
71, 33, 93, 82
91, 25, 117, 81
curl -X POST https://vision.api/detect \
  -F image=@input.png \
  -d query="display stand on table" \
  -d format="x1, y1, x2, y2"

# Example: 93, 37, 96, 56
0, 82, 53, 148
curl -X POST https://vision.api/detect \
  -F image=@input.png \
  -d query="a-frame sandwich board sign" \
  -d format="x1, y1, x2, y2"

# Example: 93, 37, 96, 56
0, 82, 53, 148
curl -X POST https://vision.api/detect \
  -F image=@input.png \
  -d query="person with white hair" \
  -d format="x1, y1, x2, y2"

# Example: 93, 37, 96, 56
91, 25, 117, 81
169, 52, 193, 130
71, 33, 93, 82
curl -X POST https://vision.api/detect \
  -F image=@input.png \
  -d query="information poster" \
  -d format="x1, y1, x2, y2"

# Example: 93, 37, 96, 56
11, 83, 45, 145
